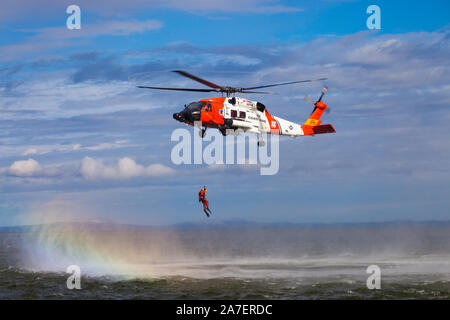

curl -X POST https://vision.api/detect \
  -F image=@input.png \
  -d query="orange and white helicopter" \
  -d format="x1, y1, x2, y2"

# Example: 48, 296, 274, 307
139, 71, 335, 145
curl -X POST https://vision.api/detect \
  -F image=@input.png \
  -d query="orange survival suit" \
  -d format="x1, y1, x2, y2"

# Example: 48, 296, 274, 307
198, 187, 212, 217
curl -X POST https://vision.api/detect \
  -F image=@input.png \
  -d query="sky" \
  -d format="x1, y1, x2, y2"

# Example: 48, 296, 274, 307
0, 0, 449, 226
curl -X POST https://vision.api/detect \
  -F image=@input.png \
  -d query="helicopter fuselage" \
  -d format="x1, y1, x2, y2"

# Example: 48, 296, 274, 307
173, 96, 334, 137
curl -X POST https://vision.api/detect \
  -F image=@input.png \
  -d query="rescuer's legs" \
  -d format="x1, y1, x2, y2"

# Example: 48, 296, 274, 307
203, 199, 212, 215
202, 200, 210, 217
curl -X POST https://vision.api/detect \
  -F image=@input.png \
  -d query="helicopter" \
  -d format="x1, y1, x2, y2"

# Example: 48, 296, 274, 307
138, 70, 335, 146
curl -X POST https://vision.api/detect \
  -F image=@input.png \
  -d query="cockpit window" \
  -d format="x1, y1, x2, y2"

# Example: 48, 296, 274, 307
187, 101, 206, 113
256, 102, 266, 112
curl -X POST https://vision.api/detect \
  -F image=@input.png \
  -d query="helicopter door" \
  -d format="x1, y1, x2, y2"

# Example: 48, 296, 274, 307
201, 103, 213, 123
204, 103, 212, 112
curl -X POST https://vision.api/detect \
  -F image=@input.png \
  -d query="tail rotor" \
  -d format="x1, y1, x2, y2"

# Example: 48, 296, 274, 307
304, 85, 330, 114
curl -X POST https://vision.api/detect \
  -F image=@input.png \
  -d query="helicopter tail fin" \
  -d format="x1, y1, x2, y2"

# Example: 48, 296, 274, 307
302, 101, 335, 135
301, 86, 335, 135
301, 102, 335, 135
303, 100, 327, 127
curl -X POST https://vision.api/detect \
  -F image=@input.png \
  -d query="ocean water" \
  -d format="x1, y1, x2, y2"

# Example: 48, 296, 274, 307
1, 225, 449, 299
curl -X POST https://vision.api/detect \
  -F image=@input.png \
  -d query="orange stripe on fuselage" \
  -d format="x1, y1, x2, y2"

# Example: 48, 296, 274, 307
264, 110, 281, 134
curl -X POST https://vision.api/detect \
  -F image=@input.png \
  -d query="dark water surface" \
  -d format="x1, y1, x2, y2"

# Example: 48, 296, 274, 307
1, 225, 449, 299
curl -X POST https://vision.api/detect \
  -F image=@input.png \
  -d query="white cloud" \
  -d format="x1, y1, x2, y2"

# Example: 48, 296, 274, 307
1, 157, 174, 181
8, 158, 42, 177
85, 140, 130, 151
22, 148, 38, 156
80, 157, 174, 181
0, 1, 302, 23
0, 19, 162, 62
0, 77, 140, 119
31, 19, 163, 39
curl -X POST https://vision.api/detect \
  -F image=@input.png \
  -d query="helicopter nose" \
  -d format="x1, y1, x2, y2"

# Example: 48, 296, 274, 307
173, 112, 184, 122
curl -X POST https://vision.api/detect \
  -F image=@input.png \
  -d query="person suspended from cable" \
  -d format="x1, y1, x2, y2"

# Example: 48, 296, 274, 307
199, 186, 212, 217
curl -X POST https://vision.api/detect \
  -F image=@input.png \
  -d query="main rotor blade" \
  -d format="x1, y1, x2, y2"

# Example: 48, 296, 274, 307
172, 70, 223, 89
137, 86, 217, 92
243, 78, 327, 90
241, 90, 273, 94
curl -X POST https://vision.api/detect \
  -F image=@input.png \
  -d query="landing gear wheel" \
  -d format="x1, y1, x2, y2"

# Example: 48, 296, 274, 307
199, 128, 207, 138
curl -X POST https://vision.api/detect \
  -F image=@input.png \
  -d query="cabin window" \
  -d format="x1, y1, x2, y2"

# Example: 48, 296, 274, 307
239, 111, 246, 119
231, 110, 237, 118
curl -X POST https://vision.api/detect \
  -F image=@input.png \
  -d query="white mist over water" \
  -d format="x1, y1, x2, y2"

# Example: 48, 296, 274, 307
16, 221, 450, 283
12, 198, 450, 281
